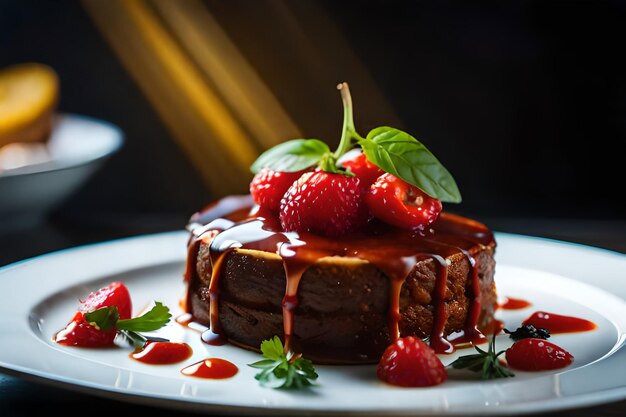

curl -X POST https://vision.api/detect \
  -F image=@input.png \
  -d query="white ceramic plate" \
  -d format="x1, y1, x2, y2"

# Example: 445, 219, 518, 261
1, 232, 625, 416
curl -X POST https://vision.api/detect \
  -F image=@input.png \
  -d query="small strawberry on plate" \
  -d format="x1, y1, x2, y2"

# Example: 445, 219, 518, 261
377, 336, 447, 387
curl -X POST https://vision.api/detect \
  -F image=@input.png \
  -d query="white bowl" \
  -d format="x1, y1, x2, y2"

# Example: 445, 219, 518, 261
0, 113, 123, 230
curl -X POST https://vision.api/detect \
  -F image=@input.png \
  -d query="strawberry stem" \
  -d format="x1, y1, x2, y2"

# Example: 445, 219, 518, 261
334, 82, 363, 159
319, 152, 337, 172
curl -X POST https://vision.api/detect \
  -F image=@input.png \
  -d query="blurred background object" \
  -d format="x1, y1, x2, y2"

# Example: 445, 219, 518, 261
0, 63, 57, 149
0, 114, 123, 231
0, 0, 625, 265
0, 61, 123, 232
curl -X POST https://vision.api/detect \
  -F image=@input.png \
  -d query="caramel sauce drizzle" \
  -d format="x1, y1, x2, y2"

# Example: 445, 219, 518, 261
201, 248, 235, 346
280, 252, 309, 353
428, 254, 454, 353
184, 195, 494, 355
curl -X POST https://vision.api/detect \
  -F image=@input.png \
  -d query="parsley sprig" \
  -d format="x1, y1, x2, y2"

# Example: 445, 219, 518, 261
248, 336, 318, 389
85, 302, 172, 349
448, 335, 515, 379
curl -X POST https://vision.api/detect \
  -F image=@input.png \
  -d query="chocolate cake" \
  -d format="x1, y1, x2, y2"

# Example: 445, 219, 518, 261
184, 195, 497, 364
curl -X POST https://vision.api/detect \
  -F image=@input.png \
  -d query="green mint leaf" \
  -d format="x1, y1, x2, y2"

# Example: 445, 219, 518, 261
249, 336, 318, 389
115, 302, 171, 332
448, 335, 514, 379
360, 127, 462, 203
85, 306, 120, 331
250, 139, 330, 174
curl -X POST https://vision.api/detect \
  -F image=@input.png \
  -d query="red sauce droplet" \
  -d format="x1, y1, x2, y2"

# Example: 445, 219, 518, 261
130, 341, 192, 365
499, 297, 532, 310
181, 358, 238, 379
523, 311, 597, 334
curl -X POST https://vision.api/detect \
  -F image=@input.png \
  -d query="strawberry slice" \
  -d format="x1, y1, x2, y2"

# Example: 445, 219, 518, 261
366, 173, 442, 231
55, 282, 132, 347
377, 336, 447, 387
505, 338, 573, 371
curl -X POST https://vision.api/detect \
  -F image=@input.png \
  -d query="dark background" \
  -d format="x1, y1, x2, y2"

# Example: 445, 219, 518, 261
1, 0, 625, 259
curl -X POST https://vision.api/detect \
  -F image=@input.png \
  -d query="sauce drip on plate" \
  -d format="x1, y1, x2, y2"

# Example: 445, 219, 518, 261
130, 341, 192, 365
523, 311, 597, 334
181, 358, 238, 379
499, 297, 532, 310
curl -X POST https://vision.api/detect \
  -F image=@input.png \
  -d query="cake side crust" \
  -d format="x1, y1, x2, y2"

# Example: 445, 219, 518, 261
189, 241, 497, 364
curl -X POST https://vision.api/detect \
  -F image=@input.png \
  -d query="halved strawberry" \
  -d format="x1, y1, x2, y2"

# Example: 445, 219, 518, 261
505, 338, 573, 371
54, 314, 117, 347
377, 336, 447, 387
366, 173, 442, 231
55, 282, 132, 347
79, 281, 131, 320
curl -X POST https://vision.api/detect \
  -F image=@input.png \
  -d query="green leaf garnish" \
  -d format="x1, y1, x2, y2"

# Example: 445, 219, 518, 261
117, 329, 148, 350
248, 336, 318, 389
448, 335, 515, 379
116, 302, 171, 332
116, 330, 169, 350
250, 139, 330, 174
360, 127, 462, 203
85, 306, 119, 331
259, 335, 284, 360
83, 302, 171, 349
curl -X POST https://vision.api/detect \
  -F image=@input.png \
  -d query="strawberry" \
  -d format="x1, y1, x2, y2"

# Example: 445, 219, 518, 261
80, 281, 132, 320
505, 338, 573, 371
54, 313, 117, 347
250, 168, 305, 211
279, 170, 367, 236
342, 152, 384, 190
366, 173, 442, 231
377, 336, 447, 387
55, 282, 132, 347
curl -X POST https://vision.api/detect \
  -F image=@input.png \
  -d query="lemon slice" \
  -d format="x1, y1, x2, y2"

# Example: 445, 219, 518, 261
0, 63, 59, 147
